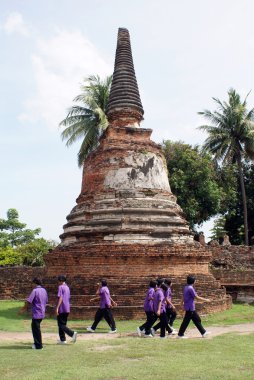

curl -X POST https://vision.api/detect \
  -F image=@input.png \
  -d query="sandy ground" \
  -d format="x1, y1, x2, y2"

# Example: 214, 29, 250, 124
1, 323, 254, 343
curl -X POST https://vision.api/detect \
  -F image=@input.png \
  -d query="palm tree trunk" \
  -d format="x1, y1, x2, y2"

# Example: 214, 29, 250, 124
237, 156, 249, 245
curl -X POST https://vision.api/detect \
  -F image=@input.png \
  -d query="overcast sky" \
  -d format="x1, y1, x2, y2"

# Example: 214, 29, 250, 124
1, 0, 254, 241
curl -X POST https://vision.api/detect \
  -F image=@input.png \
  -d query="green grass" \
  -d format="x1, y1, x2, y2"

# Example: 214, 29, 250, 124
0, 301, 254, 379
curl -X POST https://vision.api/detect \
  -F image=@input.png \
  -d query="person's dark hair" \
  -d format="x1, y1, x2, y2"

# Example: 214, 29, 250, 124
164, 278, 172, 286
58, 275, 66, 282
149, 280, 157, 288
161, 283, 168, 291
101, 279, 107, 286
156, 278, 164, 286
187, 275, 195, 285
33, 277, 42, 286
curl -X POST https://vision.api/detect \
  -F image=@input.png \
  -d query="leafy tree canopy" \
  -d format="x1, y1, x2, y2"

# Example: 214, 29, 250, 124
0, 209, 57, 266
163, 141, 227, 229
0, 208, 41, 248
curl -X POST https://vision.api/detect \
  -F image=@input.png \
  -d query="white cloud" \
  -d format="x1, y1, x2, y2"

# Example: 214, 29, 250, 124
19, 29, 112, 128
3, 12, 29, 36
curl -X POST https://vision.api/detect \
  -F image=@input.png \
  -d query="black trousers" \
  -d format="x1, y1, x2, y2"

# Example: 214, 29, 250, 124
153, 309, 176, 334
178, 310, 206, 336
91, 308, 116, 331
139, 311, 157, 335
57, 313, 74, 341
158, 312, 168, 337
167, 308, 177, 326
31, 318, 43, 349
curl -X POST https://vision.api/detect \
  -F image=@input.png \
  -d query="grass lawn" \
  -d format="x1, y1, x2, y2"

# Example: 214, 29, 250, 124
0, 301, 254, 379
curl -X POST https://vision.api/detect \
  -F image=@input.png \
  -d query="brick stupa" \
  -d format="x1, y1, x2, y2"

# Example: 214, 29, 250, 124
45, 28, 230, 318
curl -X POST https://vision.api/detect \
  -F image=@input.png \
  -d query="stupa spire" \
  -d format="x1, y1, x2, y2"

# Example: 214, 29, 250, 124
106, 27, 144, 126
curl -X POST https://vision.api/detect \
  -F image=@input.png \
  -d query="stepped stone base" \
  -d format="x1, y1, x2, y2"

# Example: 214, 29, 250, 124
44, 242, 231, 319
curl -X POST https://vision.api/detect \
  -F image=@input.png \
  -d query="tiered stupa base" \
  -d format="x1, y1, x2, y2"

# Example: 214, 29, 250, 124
44, 242, 231, 319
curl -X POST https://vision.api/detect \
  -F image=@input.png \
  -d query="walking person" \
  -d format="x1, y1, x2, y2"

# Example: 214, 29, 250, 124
56, 275, 77, 344
137, 280, 157, 337
165, 278, 177, 332
151, 280, 174, 336
87, 279, 117, 333
177, 275, 210, 339
19, 277, 48, 350
153, 281, 169, 339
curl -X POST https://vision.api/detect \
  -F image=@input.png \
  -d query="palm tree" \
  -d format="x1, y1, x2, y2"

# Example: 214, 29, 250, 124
198, 88, 254, 245
60, 75, 112, 167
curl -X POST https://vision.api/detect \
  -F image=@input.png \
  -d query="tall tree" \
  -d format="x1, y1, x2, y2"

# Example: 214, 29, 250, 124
0, 209, 41, 248
198, 89, 254, 245
163, 141, 225, 229
60, 75, 112, 167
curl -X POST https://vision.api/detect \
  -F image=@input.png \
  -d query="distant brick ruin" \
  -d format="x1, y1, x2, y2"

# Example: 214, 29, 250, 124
43, 28, 230, 318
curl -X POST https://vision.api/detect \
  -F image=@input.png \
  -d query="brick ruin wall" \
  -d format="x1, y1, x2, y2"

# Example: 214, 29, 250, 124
208, 244, 254, 303
0, 242, 233, 319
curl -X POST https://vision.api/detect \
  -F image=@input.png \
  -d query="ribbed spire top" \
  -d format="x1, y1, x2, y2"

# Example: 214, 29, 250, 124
106, 28, 144, 125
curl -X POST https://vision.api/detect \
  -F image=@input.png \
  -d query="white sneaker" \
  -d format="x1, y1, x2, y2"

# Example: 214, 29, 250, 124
72, 331, 78, 343
137, 327, 142, 337
57, 340, 67, 344
108, 329, 117, 334
32, 344, 36, 349
144, 334, 153, 338
150, 328, 156, 336
86, 326, 95, 333
177, 335, 188, 339
202, 331, 211, 338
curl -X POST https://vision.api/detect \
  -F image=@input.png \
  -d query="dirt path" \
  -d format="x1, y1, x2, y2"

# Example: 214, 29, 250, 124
1, 323, 254, 343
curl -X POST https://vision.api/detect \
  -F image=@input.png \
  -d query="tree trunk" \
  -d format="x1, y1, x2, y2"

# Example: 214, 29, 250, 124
237, 156, 249, 245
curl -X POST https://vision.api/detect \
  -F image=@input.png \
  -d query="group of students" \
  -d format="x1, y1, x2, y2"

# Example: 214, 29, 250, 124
138, 275, 211, 339
21, 274, 210, 349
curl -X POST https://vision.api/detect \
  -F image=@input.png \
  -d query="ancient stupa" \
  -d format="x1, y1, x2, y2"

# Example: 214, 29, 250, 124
45, 28, 230, 317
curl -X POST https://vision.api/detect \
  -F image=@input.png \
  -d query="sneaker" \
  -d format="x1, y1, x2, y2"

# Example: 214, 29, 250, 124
150, 328, 156, 336
32, 344, 36, 349
108, 329, 117, 334
137, 327, 142, 337
202, 331, 211, 338
168, 330, 177, 336
144, 334, 153, 338
86, 326, 95, 333
72, 331, 78, 343
177, 335, 188, 339
57, 340, 67, 345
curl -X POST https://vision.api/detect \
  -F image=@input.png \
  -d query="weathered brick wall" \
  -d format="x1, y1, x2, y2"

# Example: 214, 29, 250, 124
209, 245, 254, 302
0, 266, 46, 300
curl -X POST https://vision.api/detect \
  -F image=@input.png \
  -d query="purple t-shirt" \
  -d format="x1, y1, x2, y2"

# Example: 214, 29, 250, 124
183, 285, 197, 311
100, 286, 111, 309
166, 287, 172, 309
58, 283, 71, 313
153, 288, 166, 314
144, 287, 155, 312
27, 286, 48, 319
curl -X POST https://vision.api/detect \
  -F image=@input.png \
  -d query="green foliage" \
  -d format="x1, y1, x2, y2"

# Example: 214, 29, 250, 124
60, 75, 112, 167
0, 208, 40, 248
0, 246, 21, 266
16, 238, 57, 266
0, 209, 57, 266
224, 161, 254, 244
163, 141, 224, 228
209, 215, 227, 241
199, 88, 254, 244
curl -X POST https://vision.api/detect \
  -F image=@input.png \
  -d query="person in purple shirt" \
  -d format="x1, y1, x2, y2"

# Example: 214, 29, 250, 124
137, 280, 157, 337
56, 275, 77, 344
151, 278, 176, 335
153, 281, 169, 339
177, 275, 210, 339
87, 279, 117, 333
19, 277, 48, 349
